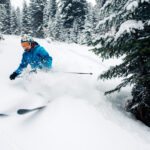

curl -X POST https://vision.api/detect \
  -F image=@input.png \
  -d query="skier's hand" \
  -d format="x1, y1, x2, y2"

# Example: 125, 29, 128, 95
9, 72, 18, 80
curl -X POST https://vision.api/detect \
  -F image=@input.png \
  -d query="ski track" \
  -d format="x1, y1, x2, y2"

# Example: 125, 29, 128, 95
0, 35, 150, 150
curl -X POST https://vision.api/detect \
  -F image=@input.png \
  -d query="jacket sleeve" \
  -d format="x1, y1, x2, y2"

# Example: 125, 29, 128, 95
38, 47, 53, 68
15, 53, 28, 75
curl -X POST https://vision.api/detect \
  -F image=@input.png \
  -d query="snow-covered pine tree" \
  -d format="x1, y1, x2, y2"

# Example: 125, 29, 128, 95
92, 0, 150, 126
0, 2, 5, 40
43, 0, 57, 28
48, 0, 57, 19
29, 0, 47, 38
0, 3, 4, 31
43, 0, 49, 29
0, 0, 11, 34
70, 19, 78, 43
10, 7, 20, 35
16, 7, 21, 35
43, 0, 57, 38
96, 0, 106, 8
53, 0, 70, 41
48, 0, 57, 38
52, 14, 64, 41
81, 3, 98, 45
21, 0, 31, 35
56, 0, 88, 42
72, 0, 88, 43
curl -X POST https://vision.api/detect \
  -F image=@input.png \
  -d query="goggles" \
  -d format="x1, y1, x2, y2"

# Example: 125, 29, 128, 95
21, 42, 30, 47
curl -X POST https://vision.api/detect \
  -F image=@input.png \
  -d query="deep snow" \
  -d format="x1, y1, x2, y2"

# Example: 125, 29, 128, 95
0, 35, 150, 150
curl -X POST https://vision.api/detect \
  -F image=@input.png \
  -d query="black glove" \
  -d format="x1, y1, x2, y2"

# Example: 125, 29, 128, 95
9, 72, 18, 80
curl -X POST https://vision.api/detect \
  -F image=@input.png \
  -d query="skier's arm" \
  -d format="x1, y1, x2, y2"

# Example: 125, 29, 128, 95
15, 53, 28, 75
38, 47, 52, 68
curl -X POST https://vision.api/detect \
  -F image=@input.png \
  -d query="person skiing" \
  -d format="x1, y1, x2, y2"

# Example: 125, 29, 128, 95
9, 35, 53, 80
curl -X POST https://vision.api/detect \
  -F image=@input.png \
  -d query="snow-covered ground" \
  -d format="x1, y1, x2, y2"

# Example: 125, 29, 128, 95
0, 35, 150, 150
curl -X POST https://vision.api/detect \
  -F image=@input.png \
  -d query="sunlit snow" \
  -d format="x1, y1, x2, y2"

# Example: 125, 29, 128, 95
0, 35, 150, 150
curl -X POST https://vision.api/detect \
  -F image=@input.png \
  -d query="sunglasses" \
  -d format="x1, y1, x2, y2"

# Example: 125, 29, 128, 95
21, 42, 30, 47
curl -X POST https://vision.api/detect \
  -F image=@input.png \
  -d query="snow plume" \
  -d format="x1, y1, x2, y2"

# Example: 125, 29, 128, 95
115, 20, 144, 41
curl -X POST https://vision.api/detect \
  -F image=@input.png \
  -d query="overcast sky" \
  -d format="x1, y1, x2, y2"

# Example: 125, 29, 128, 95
11, 0, 96, 9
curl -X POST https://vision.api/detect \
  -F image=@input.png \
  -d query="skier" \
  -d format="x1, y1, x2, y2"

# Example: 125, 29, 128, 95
9, 35, 53, 80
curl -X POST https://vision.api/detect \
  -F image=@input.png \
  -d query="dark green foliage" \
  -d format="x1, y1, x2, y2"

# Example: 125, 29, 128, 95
10, 7, 21, 35
53, 0, 88, 42
43, 0, 57, 38
29, 0, 47, 38
21, 0, 31, 35
49, 0, 57, 19
82, 4, 98, 45
0, 0, 11, 34
61, 0, 87, 29
92, 0, 150, 126
0, 0, 5, 4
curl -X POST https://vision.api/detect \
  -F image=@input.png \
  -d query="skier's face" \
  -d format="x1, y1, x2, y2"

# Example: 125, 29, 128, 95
21, 42, 32, 51
23, 45, 32, 51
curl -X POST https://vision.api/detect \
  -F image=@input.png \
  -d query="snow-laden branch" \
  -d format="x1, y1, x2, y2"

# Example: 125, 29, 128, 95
96, 13, 116, 29
115, 20, 144, 41
125, 1, 138, 11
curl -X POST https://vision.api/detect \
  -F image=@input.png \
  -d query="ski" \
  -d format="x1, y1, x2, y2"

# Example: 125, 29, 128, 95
0, 105, 46, 116
17, 100, 50, 115
0, 101, 50, 116
17, 105, 46, 115
0, 113, 9, 117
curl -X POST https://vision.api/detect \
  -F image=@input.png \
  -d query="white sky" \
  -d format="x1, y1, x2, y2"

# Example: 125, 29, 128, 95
11, 0, 96, 9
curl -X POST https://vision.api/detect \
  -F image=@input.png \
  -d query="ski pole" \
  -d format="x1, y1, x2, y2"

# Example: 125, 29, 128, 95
52, 71, 93, 75
64, 72, 93, 75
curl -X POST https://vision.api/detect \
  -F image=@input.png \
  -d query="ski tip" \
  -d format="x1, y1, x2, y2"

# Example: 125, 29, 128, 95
17, 106, 46, 115
0, 113, 9, 117
17, 109, 29, 115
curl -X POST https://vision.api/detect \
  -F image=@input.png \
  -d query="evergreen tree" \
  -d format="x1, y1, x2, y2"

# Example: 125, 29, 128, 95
10, 7, 20, 35
70, 19, 78, 43
49, 0, 57, 19
56, 0, 88, 42
29, 0, 47, 38
16, 7, 21, 35
0, 2, 5, 40
43, 0, 49, 30
52, 14, 64, 40
62, 0, 87, 29
21, 0, 31, 35
96, 0, 106, 8
82, 3, 98, 45
0, 3, 4, 31
1, 0, 11, 34
43, 0, 57, 38
92, 0, 150, 126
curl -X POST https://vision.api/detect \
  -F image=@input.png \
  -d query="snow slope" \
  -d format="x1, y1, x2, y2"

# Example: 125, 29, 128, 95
0, 35, 150, 150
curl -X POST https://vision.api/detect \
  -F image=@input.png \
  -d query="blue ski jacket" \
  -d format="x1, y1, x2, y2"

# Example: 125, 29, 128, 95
15, 44, 52, 75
